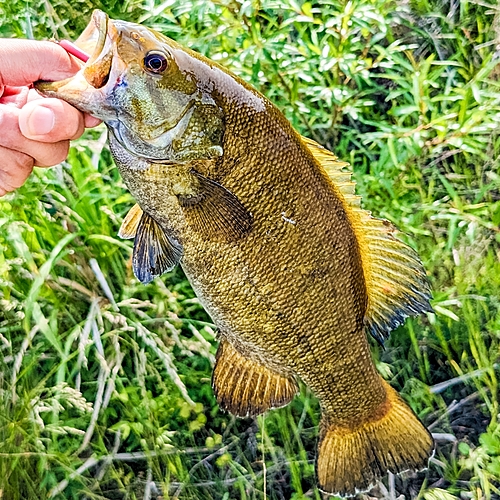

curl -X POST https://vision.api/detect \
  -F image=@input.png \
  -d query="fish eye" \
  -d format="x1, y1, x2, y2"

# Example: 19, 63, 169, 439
144, 51, 168, 74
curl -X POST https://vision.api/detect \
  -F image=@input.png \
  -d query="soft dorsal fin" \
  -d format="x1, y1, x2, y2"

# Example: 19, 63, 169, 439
302, 136, 432, 344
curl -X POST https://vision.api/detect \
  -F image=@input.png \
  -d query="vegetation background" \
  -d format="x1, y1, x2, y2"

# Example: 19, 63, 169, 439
1, 0, 499, 498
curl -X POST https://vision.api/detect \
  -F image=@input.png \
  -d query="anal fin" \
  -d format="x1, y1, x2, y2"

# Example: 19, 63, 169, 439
213, 338, 298, 417
133, 212, 183, 284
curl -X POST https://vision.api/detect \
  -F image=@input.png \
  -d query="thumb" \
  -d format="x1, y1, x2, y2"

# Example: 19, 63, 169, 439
19, 98, 85, 142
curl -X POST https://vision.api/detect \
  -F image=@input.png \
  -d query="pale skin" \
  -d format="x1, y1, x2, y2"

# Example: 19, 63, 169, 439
0, 39, 100, 196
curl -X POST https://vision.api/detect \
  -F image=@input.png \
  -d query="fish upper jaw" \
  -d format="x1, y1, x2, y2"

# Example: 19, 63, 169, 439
34, 10, 122, 120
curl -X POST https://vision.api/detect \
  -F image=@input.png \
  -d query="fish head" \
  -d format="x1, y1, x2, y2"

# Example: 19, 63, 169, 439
36, 10, 224, 164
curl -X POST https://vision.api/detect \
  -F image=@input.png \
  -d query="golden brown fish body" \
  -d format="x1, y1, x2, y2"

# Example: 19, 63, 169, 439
37, 11, 433, 496
123, 103, 383, 420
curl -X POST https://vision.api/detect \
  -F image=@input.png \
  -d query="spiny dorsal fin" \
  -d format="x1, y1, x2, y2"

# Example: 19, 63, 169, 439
118, 203, 143, 239
302, 136, 432, 344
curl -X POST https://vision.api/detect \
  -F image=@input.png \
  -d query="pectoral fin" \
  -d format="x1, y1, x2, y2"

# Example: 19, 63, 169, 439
133, 212, 183, 284
118, 204, 143, 239
213, 337, 298, 417
179, 170, 252, 241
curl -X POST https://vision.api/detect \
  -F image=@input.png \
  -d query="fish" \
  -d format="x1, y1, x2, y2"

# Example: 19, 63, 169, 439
36, 10, 434, 496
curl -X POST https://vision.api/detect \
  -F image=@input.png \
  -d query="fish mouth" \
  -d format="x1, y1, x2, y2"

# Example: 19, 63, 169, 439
35, 10, 118, 104
80, 10, 114, 89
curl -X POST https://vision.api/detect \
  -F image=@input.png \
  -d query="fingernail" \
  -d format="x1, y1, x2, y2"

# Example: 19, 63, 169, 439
27, 106, 55, 135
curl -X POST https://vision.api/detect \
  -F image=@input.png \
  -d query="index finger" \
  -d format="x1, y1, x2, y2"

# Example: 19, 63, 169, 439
0, 39, 81, 89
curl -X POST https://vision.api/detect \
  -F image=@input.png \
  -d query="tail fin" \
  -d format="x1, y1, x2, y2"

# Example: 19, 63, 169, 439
317, 381, 434, 497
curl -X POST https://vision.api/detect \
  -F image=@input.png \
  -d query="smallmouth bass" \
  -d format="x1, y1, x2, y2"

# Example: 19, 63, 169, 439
36, 11, 434, 496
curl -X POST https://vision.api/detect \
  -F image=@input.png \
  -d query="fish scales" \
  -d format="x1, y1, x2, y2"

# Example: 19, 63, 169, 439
123, 111, 377, 406
37, 10, 434, 496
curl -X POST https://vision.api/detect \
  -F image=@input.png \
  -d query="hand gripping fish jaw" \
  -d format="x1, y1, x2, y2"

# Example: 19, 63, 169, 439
36, 10, 225, 165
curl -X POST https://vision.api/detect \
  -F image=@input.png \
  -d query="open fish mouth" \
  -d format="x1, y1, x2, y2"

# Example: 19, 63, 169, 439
79, 10, 114, 89
35, 9, 116, 95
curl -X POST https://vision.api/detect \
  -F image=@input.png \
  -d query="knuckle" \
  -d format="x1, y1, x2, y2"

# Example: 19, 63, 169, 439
12, 160, 34, 189
52, 142, 70, 165
34, 141, 69, 167
10, 161, 33, 189
20, 154, 35, 171
0, 107, 21, 148
68, 113, 85, 139
0, 148, 33, 192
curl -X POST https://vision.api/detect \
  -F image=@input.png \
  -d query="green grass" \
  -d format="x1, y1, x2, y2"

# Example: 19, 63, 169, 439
1, 0, 500, 498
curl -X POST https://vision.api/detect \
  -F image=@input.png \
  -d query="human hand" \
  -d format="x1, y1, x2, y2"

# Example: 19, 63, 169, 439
0, 39, 100, 196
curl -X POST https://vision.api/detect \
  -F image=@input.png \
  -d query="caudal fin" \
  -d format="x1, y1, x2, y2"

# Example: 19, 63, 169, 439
317, 381, 434, 497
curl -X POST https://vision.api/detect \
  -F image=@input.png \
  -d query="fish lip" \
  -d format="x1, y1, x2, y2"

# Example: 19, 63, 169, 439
81, 10, 109, 66
81, 10, 114, 89
34, 9, 114, 94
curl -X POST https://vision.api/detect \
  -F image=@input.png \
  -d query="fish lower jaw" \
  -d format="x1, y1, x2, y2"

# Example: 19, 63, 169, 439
35, 76, 111, 120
